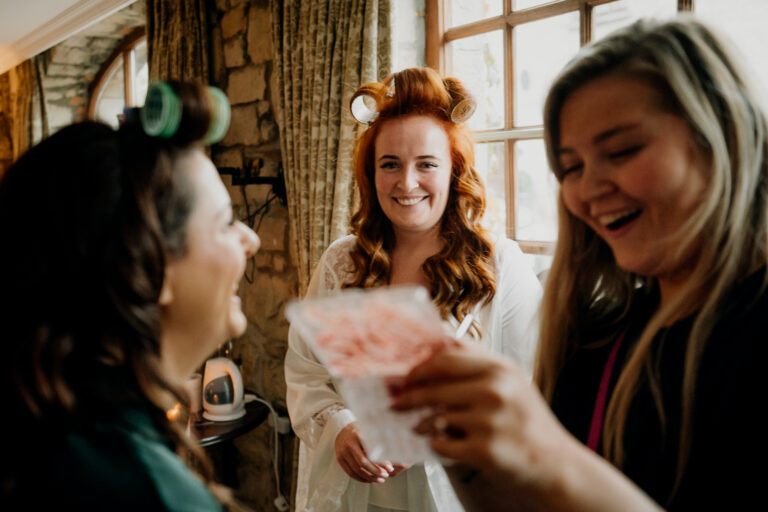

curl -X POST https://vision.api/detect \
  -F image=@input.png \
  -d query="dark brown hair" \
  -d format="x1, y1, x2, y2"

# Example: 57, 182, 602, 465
0, 82, 239, 506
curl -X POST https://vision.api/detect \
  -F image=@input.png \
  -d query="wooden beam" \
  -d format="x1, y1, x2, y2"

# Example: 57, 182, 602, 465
425, 0, 445, 71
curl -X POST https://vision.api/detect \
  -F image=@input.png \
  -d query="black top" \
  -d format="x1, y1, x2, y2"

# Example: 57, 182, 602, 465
551, 269, 767, 509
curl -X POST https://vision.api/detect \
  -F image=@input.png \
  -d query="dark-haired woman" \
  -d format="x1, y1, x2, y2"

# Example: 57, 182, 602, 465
285, 67, 542, 512
0, 82, 259, 511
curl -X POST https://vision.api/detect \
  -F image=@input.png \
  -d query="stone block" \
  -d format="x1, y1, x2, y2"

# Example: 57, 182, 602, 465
42, 77, 79, 88
257, 214, 286, 252
254, 183, 275, 205
244, 272, 296, 330
220, 104, 261, 146
222, 5, 247, 39
58, 35, 89, 48
224, 38, 246, 68
259, 117, 278, 143
254, 251, 271, 268
273, 255, 285, 273
227, 64, 266, 105
257, 100, 270, 117
247, 5, 273, 65
214, 147, 243, 169
46, 63, 87, 77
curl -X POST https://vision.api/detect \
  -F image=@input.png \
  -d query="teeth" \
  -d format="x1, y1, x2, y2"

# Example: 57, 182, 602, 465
598, 209, 640, 226
396, 197, 425, 206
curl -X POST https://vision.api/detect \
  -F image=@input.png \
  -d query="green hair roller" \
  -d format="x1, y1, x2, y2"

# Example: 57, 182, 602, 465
140, 81, 182, 138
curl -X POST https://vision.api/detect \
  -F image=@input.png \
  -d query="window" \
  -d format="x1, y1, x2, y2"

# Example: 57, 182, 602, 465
427, 0, 768, 259
88, 27, 148, 129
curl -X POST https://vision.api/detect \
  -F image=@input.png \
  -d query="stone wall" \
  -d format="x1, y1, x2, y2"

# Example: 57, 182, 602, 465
209, 1, 298, 510
42, 1, 146, 133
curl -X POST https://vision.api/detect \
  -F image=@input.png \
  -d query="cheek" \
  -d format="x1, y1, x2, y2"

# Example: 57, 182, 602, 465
374, 172, 395, 200
560, 182, 585, 221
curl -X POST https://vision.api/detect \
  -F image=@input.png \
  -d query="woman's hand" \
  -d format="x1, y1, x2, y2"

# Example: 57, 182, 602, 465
390, 345, 662, 512
334, 422, 393, 483
390, 344, 569, 489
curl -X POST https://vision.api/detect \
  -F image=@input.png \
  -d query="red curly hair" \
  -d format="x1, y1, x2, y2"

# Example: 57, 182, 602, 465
344, 67, 496, 336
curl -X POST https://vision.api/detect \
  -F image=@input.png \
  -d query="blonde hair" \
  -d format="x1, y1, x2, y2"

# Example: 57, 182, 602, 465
537, 17, 768, 499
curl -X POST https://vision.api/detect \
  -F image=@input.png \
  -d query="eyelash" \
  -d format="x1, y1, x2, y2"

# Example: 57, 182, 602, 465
559, 145, 643, 178
379, 162, 438, 170
609, 145, 642, 160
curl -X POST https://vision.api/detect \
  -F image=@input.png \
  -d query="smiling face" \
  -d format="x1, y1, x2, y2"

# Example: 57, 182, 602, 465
558, 74, 708, 282
374, 115, 453, 240
160, 149, 260, 381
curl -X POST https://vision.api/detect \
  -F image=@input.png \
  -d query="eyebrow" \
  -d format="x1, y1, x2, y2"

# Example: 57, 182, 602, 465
378, 155, 441, 161
557, 123, 640, 155
216, 202, 233, 220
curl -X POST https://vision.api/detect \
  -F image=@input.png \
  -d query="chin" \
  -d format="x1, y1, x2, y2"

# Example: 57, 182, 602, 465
227, 311, 249, 339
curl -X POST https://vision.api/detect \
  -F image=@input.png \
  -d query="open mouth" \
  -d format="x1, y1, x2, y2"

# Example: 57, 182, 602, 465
603, 209, 642, 231
395, 196, 427, 206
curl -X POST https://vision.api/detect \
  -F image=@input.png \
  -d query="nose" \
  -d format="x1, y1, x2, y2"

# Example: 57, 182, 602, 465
237, 221, 260, 258
578, 159, 614, 204
398, 165, 419, 192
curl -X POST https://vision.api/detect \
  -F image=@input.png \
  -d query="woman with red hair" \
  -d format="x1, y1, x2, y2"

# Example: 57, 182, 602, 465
285, 68, 542, 512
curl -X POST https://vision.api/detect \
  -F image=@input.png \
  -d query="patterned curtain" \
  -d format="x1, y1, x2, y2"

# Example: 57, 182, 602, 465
0, 56, 48, 178
270, 0, 392, 296
146, 0, 210, 82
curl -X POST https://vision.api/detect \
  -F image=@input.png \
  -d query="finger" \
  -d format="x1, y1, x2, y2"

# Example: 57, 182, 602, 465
350, 441, 389, 478
392, 371, 519, 411
414, 410, 493, 438
341, 455, 381, 482
376, 461, 395, 473
356, 452, 388, 478
402, 346, 515, 388
429, 436, 488, 467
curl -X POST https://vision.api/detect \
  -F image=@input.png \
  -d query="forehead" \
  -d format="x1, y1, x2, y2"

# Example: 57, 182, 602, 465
375, 115, 450, 154
559, 74, 670, 144
179, 149, 229, 207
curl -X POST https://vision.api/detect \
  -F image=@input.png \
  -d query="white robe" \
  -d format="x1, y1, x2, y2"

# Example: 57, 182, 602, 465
285, 235, 542, 512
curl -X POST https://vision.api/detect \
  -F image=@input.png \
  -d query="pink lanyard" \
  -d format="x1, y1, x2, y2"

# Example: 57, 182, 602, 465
587, 329, 627, 452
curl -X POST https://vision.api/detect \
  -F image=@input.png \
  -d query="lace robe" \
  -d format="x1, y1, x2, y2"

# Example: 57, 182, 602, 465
285, 235, 542, 511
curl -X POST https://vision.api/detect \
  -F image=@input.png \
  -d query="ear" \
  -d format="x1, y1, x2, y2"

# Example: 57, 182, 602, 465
159, 266, 175, 306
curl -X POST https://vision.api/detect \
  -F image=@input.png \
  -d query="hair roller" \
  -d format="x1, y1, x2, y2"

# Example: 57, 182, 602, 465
140, 81, 182, 138
443, 77, 477, 123
202, 86, 231, 144
140, 81, 231, 145
349, 83, 393, 125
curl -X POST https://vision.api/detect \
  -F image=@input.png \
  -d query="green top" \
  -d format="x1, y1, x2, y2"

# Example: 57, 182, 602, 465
25, 405, 224, 511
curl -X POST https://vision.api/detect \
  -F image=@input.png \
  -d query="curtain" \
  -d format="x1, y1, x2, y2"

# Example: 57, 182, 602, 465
270, 0, 392, 296
0, 55, 48, 178
146, 0, 210, 82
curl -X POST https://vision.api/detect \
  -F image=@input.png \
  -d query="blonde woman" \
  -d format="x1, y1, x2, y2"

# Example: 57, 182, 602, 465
392, 18, 767, 511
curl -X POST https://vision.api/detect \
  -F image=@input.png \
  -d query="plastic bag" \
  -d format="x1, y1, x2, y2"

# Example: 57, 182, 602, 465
285, 285, 451, 464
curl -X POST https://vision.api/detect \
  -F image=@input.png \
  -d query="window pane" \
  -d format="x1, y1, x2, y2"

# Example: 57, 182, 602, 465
134, 40, 149, 107
514, 12, 580, 127
515, 139, 558, 241
695, 0, 768, 96
447, 0, 503, 29
95, 57, 125, 129
474, 141, 506, 236
592, 0, 678, 42
513, 0, 553, 10
448, 30, 504, 131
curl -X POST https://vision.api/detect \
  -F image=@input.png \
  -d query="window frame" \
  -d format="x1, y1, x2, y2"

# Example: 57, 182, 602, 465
87, 26, 147, 120
425, 0, 694, 254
